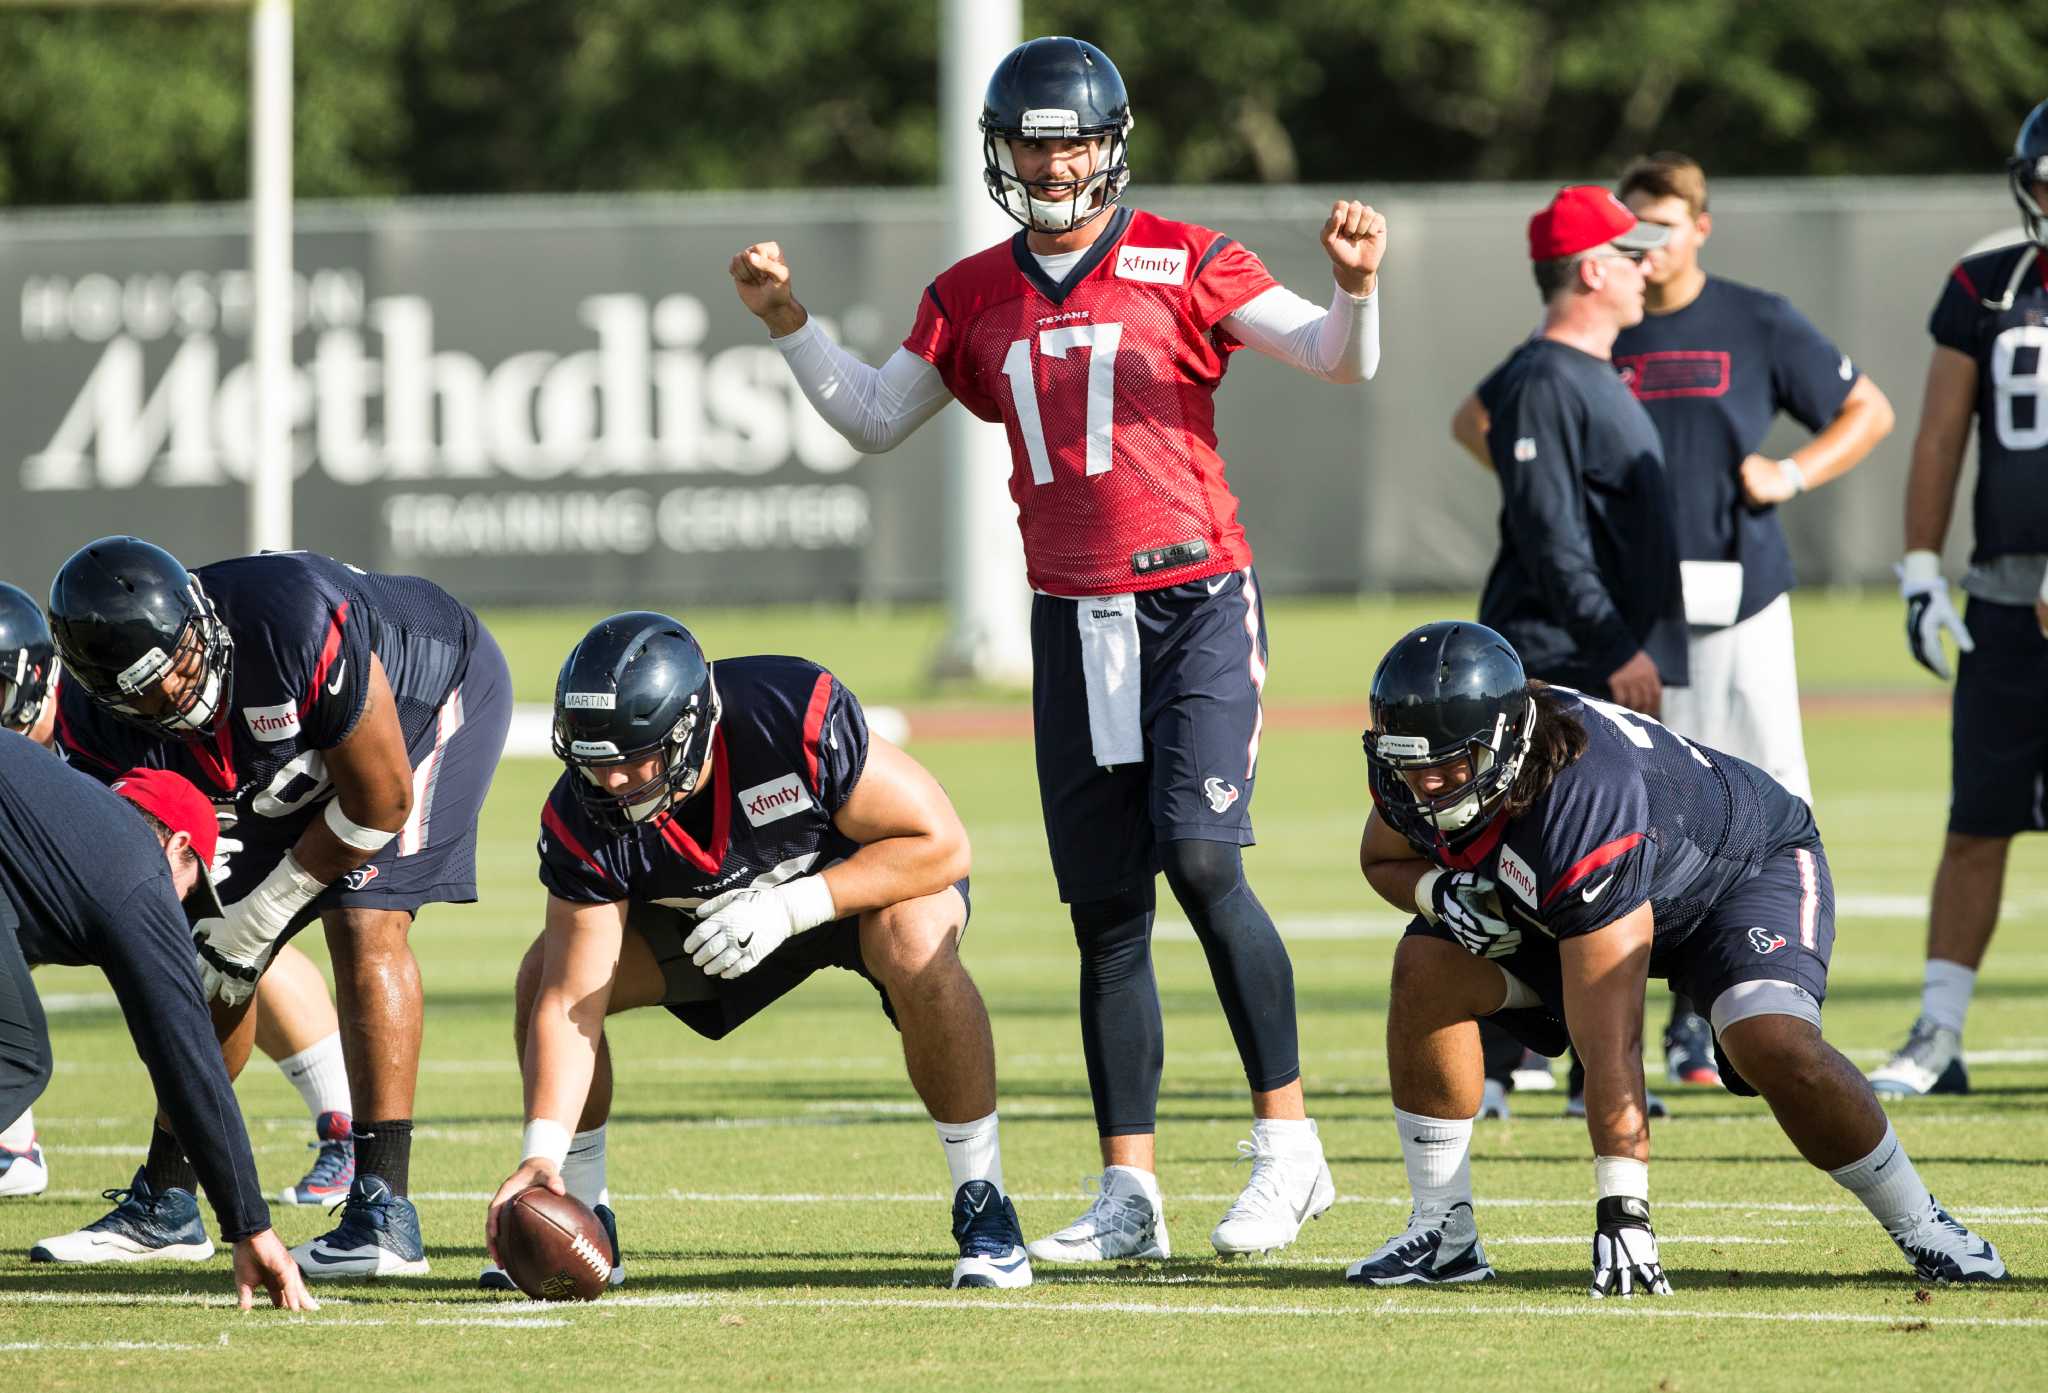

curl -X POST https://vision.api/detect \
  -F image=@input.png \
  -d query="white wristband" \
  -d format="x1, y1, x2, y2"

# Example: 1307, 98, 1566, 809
1594, 1154, 1650, 1202
324, 797, 399, 853
1412, 868, 1443, 924
521, 1119, 572, 1168
1777, 457, 1806, 496
778, 874, 838, 932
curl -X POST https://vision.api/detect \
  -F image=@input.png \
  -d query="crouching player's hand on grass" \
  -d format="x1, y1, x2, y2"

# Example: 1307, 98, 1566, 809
236, 1228, 318, 1310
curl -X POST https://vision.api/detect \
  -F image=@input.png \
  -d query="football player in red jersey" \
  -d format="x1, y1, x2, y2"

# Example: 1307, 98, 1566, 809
734, 36, 1385, 1260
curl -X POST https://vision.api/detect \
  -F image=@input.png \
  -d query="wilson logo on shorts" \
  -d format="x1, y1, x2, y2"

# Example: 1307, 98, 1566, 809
1203, 776, 1239, 814
1747, 926, 1787, 956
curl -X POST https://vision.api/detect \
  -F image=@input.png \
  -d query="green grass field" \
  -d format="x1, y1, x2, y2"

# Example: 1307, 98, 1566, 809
5, 592, 2044, 1391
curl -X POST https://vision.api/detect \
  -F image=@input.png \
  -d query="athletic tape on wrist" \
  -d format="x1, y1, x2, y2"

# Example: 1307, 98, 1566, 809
1594, 1154, 1650, 1202
1777, 457, 1806, 497
779, 874, 838, 932
1413, 868, 1443, 925
324, 797, 399, 853
521, 1119, 572, 1168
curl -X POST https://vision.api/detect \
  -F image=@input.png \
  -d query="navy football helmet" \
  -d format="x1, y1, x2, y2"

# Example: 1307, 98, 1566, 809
981, 36, 1132, 234
2012, 99, 2048, 247
0, 581, 57, 733
552, 611, 721, 828
47, 537, 233, 739
1365, 621, 1535, 847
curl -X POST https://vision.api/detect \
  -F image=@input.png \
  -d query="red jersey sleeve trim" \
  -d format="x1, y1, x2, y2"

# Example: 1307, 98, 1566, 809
1540, 833, 1646, 910
1437, 814, 1506, 872
541, 801, 616, 891
299, 601, 351, 717
801, 671, 834, 794
1952, 264, 1980, 301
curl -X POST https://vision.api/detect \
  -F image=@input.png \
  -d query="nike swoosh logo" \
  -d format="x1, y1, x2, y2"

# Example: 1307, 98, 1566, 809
1873, 1147, 1896, 1175
988, 1252, 1028, 1273
301, 1246, 370, 1265
1205, 576, 1229, 595
326, 660, 347, 696
1581, 875, 1614, 903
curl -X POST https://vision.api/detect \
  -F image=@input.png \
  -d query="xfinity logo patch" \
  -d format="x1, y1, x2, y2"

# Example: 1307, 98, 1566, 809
1495, 844, 1539, 907
243, 700, 303, 743
1115, 246, 1188, 285
739, 773, 812, 828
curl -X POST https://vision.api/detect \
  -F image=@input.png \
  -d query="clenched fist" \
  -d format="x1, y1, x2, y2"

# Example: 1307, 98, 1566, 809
729, 241, 808, 337
1322, 200, 1387, 296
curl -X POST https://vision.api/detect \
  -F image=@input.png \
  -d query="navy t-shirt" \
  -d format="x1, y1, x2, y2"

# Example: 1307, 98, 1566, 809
0, 733, 270, 1240
1928, 243, 2048, 563
1613, 276, 1858, 620
1476, 339, 1687, 690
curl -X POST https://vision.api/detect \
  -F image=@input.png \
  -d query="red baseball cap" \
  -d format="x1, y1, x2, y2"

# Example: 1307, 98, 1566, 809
112, 766, 226, 918
1528, 185, 1670, 261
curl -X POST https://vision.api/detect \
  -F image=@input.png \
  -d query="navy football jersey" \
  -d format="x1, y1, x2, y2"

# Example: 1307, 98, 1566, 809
538, 656, 869, 911
1402, 689, 1817, 973
54, 551, 478, 900
1929, 243, 2048, 563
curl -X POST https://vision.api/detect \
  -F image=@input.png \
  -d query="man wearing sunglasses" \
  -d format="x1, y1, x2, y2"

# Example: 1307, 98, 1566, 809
1472, 186, 1687, 721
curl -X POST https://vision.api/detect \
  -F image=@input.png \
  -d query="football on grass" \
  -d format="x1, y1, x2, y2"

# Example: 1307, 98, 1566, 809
498, 1187, 611, 1301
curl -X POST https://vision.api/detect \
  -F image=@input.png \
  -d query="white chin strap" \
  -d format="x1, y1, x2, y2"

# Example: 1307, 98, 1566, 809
160, 669, 223, 734
1425, 749, 1494, 833
624, 789, 669, 824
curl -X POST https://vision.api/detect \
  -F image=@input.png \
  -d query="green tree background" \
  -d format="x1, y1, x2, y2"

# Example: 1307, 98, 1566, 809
0, 1, 2040, 206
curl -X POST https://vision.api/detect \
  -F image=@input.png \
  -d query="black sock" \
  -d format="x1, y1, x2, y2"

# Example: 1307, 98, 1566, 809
143, 1125, 199, 1197
353, 1119, 414, 1195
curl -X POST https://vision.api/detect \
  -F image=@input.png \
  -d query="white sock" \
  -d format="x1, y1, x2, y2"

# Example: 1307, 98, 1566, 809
561, 1125, 610, 1211
1920, 960, 1976, 1035
934, 1111, 1004, 1194
0, 1108, 33, 1151
1828, 1123, 1933, 1235
275, 1031, 352, 1121
1251, 1116, 1320, 1153
1393, 1106, 1474, 1220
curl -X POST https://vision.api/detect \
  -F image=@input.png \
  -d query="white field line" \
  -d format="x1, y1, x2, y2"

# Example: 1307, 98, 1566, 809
0, 1339, 217, 1351
415, 1316, 568, 1329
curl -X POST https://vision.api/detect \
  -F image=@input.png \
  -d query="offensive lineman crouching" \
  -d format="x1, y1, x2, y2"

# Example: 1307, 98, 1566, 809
484, 613, 1031, 1289
1347, 622, 2006, 1294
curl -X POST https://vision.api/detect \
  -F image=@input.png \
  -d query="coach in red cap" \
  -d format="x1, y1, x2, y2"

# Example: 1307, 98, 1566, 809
0, 733, 314, 1309
1467, 185, 1687, 717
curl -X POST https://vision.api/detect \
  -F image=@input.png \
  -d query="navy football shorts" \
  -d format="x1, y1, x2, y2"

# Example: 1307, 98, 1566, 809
275, 624, 514, 941
628, 878, 971, 1041
1030, 567, 1269, 904
1949, 598, 2048, 838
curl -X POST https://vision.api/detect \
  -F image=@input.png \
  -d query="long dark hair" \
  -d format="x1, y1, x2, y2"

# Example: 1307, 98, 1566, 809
1501, 685, 1588, 819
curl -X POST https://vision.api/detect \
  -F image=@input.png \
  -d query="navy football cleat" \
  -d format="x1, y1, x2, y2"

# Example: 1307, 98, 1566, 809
1346, 1202, 1496, 1286
278, 1110, 356, 1206
950, 1180, 1032, 1289
29, 1167, 214, 1263
291, 1174, 429, 1278
1663, 1011, 1722, 1087
1891, 1198, 2007, 1283
482, 1200, 624, 1290
1870, 1016, 1970, 1097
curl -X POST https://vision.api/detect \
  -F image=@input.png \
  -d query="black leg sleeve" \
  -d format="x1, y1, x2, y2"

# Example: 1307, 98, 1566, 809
1160, 839, 1301, 1094
1072, 885, 1163, 1137
0, 928, 53, 1131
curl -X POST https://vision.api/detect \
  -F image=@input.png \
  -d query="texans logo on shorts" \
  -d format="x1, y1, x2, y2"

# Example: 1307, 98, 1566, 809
1203, 776, 1240, 814
1747, 926, 1787, 956
342, 865, 380, 892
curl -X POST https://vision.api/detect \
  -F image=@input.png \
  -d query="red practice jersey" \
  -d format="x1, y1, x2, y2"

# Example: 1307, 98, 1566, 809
903, 206, 1278, 596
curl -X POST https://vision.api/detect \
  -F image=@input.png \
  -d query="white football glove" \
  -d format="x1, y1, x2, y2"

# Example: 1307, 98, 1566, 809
192, 853, 324, 1007
192, 923, 271, 1008
683, 876, 837, 980
1590, 1196, 1673, 1298
1899, 550, 1974, 681
1417, 869, 1520, 959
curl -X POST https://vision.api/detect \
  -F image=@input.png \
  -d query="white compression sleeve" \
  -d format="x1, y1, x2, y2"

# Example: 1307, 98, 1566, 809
771, 319, 953, 453
1220, 282, 1380, 383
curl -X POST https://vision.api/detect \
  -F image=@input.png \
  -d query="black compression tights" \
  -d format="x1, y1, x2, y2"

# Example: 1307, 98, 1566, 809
1072, 840, 1302, 1137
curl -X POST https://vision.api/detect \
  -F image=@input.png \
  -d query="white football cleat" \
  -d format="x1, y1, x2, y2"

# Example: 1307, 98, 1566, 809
950, 1181, 1033, 1289
1026, 1165, 1170, 1262
1870, 1016, 1969, 1096
1210, 1118, 1335, 1257
29, 1168, 213, 1263
1890, 1198, 2007, 1283
0, 1140, 50, 1198
1346, 1202, 1496, 1285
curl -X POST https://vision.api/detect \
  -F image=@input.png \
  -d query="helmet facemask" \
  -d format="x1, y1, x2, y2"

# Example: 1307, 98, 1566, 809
1365, 699, 1536, 848
982, 110, 1132, 235
557, 672, 722, 831
2010, 152, 2048, 247
0, 652, 56, 733
93, 578, 234, 741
